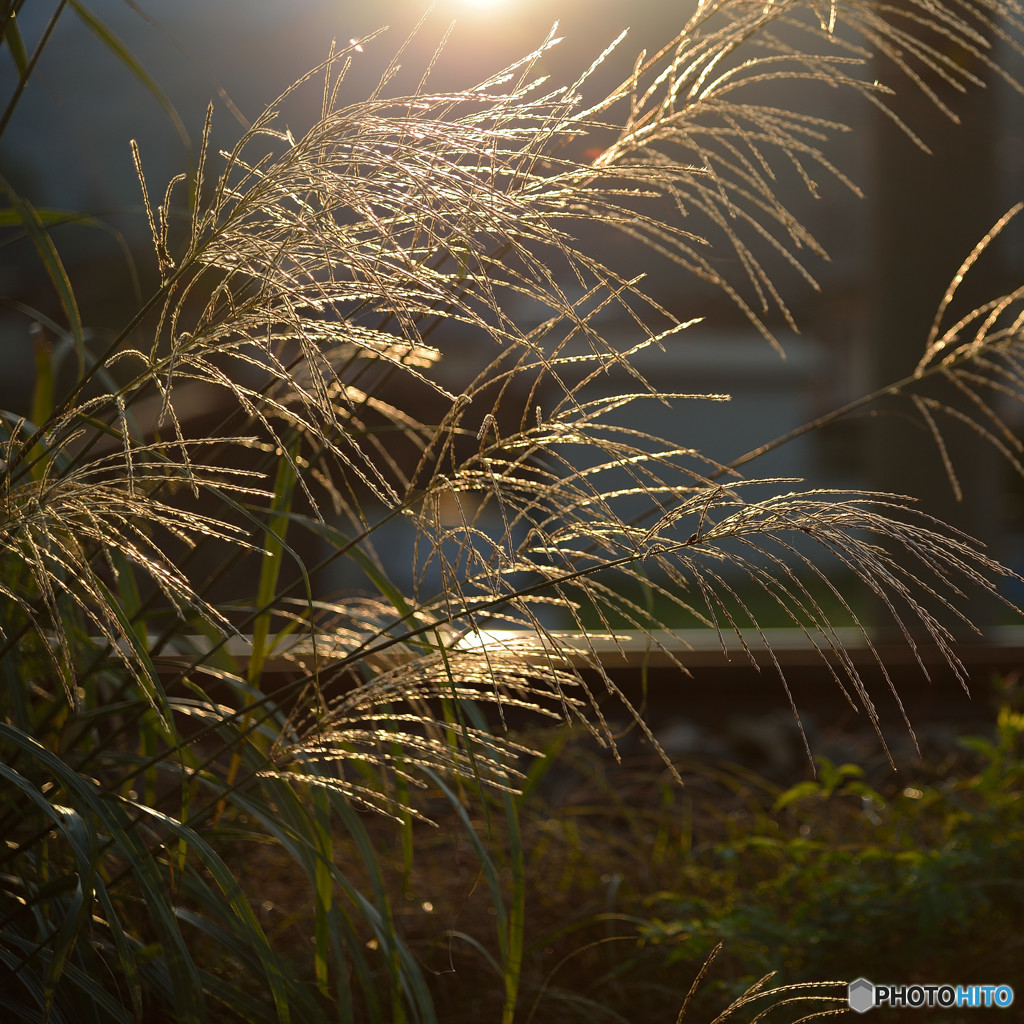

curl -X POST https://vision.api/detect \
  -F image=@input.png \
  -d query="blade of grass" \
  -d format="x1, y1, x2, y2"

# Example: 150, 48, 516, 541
131, 801, 293, 1024
248, 445, 299, 687
0, 0, 69, 141
311, 785, 334, 999
1, 10, 28, 76
0, 724, 206, 1024
69, 1, 192, 162
0, 177, 85, 376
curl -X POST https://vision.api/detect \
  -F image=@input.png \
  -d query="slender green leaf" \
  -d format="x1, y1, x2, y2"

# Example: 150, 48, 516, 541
423, 770, 509, 948
220, 781, 372, 1023
177, 906, 318, 1024
311, 786, 334, 998
0, 0, 70, 142
249, 444, 298, 686
0, 766, 92, 1007
0, 725, 206, 1024
2, 12, 28, 76
30, 326, 54, 433
500, 786, 525, 1024
279, 512, 421, 629
131, 800, 293, 1024
90, 574, 174, 734
69, 1, 192, 159
0, 178, 85, 376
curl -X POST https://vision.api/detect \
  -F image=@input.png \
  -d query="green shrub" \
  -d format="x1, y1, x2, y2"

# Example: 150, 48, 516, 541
634, 703, 1024, 1019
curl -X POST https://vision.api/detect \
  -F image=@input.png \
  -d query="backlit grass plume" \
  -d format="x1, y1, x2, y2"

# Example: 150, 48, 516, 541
1, 2, 1023, 1021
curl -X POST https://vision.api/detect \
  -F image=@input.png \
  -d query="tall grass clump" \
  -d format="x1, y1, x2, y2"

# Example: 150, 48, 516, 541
2, 1, 1024, 1021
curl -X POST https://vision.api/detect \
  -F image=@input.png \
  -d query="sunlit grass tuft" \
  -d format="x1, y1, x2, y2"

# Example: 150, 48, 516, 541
2, 2, 1024, 1021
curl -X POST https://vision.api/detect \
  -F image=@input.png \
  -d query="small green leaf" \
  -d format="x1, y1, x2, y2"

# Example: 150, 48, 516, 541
772, 780, 822, 812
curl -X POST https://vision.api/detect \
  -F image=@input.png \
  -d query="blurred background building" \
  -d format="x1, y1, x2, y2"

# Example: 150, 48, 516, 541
2, 0, 1023, 619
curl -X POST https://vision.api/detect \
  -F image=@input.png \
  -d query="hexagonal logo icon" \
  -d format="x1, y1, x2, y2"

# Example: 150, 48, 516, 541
848, 978, 874, 1014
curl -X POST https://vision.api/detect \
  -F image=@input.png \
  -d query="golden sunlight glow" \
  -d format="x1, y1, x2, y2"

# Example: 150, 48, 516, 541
459, 0, 507, 9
